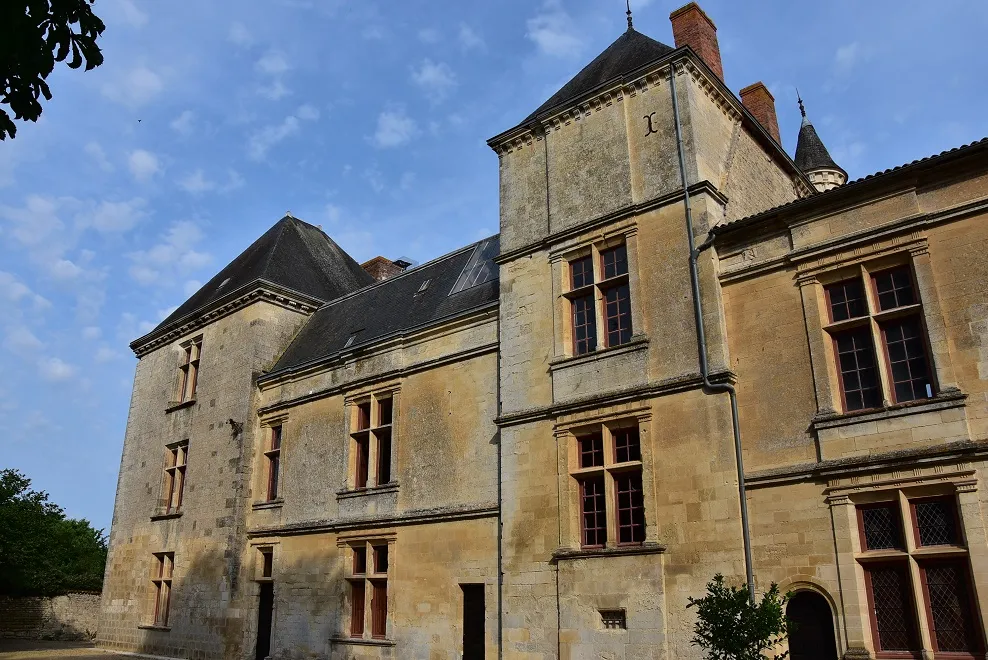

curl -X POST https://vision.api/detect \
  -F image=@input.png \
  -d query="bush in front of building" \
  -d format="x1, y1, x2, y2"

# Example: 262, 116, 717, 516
688, 573, 790, 660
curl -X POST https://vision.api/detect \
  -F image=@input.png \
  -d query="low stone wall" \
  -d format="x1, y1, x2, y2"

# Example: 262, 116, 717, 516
0, 592, 101, 640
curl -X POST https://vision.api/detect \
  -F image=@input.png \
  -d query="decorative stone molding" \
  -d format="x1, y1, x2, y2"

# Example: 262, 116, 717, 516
824, 465, 978, 506
131, 280, 324, 357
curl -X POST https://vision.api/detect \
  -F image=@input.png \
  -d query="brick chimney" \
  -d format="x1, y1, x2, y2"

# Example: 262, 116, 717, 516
669, 2, 723, 81
739, 82, 781, 145
361, 256, 411, 282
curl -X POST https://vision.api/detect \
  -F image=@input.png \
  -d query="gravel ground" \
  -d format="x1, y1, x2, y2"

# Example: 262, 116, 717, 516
0, 640, 121, 660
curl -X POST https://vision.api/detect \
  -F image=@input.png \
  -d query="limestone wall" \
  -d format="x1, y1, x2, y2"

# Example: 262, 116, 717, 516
0, 593, 100, 641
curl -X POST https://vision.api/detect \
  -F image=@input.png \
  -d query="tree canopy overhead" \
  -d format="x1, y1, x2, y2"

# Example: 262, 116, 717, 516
1, 0, 106, 140
0, 468, 107, 596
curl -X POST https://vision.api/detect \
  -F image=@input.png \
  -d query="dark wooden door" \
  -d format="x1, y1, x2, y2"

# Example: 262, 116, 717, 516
256, 583, 274, 660
462, 584, 485, 660
787, 590, 838, 660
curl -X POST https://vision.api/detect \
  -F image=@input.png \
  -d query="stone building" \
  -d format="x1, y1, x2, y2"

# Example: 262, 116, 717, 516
98, 3, 988, 659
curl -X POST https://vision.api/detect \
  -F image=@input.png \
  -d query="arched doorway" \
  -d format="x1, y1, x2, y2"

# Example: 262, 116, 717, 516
787, 590, 839, 660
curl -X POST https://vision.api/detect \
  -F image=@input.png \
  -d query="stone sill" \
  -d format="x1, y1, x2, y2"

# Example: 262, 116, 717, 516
811, 390, 966, 431
336, 483, 399, 501
138, 624, 171, 632
551, 542, 665, 562
548, 335, 649, 371
164, 399, 196, 414
252, 499, 284, 511
150, 512, 182, 522
330, 636, 396, 647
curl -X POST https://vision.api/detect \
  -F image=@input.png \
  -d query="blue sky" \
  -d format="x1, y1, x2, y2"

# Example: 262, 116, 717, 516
1, 0, 986, 531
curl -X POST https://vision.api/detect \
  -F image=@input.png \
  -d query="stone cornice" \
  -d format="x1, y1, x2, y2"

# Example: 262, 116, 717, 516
130, 279, 325, 357
247, 503, 498, 538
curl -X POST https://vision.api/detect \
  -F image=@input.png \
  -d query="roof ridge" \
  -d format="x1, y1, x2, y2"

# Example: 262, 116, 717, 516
261, 215, 293, 276
312, 237, 493, 311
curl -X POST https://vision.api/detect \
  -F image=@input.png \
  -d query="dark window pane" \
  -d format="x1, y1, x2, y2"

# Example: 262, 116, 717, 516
924, 560, 980, 653
834, 328, 882, 411
614, 428, 641, 463
861, 504, 904, 550
868, 564, 919, 652
580, 476, 607, 547
356, 402, 371, 431
376, 429, 392, 485
578, 433, 604, 468
371, 582, 388, 638
601, 245, 628, 279
271, 426, 282, 450
378, 398, 393, 426
882, 317, 932, 403
373, 545, 389, 573
268, 454, 280, 500
353, 546, 366, 574
615, 472, 645, 544
873, 266, 916, 311
914, 498, 959, 547
604, 284, 632, 347
350, 582, 365, 636
826, 278, 867, 322
355, 436, 369, 489
572, 295, 597, 355
570, 255, 594, 289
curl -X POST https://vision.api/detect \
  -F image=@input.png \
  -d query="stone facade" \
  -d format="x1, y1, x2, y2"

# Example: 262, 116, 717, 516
0, 593, 101, 641
99, 5, 988, 660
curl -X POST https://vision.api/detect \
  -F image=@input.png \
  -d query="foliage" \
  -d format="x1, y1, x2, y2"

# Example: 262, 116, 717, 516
0, 469, 107, 596
0, 0, 106, 139
688, 573, 791, 660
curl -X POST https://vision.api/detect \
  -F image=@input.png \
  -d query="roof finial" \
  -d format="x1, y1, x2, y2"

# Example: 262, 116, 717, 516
796, 88, 806, 118
626, 0, 633, 30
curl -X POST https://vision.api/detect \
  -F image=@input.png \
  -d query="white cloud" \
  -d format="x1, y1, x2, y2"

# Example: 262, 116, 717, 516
94, 346, 122, 363
372, 109, 418, 148
458, 24, 484, 50
257, 79, 291, 100
526, 1, 583, 58
0, 272, 51, 310
128, 221, 212, 286
228, 21, 252, 46
411, 60, 457, 101
256, 51, 291, 75
247, 105, 319, 161
296, 104, 320, 121
38, 357, 76, 382
81, 198, 147, 233
82, 326, 101, 341
114, 0, 148, 27
176, 169, 245, 195
101, 66, 164, 107
835, 43, 860, 71
0, 195, 64, 248
128, 149, 160, 182
47, 258, 84, 280
170, 110, 195, 136
4, 326, 43, 353
84, 142, 113, 172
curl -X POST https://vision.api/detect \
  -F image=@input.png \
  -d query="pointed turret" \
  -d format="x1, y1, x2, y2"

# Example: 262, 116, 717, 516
794, 95, 847, 192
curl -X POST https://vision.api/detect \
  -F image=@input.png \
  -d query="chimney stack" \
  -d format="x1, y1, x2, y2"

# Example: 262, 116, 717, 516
739, 82, 781, 145
669, 3, 724, 82
361, 256, 411, 282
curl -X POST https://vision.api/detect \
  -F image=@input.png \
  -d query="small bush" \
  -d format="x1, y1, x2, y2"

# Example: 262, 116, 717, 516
687, 574, 790, 660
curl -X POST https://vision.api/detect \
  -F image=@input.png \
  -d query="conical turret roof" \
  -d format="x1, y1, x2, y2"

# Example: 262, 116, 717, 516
794, 104, 842, 173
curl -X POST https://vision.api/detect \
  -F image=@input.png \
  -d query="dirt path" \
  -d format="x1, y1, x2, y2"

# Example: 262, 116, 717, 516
0, 640, 120, 660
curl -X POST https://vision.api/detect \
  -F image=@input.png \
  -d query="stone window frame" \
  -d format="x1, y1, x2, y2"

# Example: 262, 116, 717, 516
554, 405, 657, 552
148, 551, 174, 629
336, 534, 396, 643
549, 223, 646, 361
797, 236, 960, 419
826, 469, 988, 660
255, 413, 289, 508
158, 440, 189, 516
343, 385, 400, 494
177, 335, 202, 403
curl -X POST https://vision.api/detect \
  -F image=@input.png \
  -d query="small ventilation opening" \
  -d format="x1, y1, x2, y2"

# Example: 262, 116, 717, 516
600, 609, 626, 630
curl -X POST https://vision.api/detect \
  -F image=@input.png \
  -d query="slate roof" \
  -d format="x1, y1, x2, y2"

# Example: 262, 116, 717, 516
794, 115, 842, 173
151, 215, 375, 334
266, 235, 500, 377
523, 27, 675, 123
712, 137, 988, 238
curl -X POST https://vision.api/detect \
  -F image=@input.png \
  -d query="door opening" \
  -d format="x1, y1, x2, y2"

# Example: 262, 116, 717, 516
461, 583, 485, 660
787, 590, 838, 660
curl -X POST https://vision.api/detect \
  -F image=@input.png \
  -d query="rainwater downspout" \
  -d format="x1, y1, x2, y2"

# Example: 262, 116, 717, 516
669, 58, 756, 604
496, 312, 504, 660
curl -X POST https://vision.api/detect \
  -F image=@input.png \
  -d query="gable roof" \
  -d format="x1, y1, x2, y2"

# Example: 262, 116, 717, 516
523, 27, 675, 123
264, 235, 500, 379
150, 215, 374, 335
